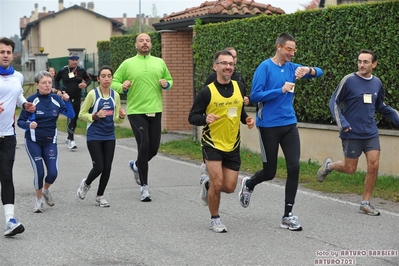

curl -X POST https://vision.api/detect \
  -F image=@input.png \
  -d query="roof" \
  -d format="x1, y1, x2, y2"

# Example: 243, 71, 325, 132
154, 0, 285, 31
20, 5, 125, 41
161, 0, 284, 22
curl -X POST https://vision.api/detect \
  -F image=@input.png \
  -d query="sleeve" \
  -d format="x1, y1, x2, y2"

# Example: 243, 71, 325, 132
161, 61, 173, 90
17, 109, 32, 130
250, 62, 283, 103
114, 91, 124, 124
188, 86, 211, 126
54, 69, 62, 90
60, 99, 75, 119
375, 84, 399, 127
111, 62, 126, 94
239, 82, 249, 124
329, 80, 350, 130
82, 69, 92, 87
78, 90, 95, 122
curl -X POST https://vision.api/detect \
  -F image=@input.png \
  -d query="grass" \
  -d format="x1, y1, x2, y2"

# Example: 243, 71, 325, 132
159, 137, 399, 203
16, 107, 399, 202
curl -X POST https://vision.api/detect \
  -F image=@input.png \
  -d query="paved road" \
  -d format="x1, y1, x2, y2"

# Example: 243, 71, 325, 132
1, 127, 398, 266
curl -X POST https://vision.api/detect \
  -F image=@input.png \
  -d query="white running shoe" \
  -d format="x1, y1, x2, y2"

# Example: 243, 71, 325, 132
42, 189, 54, 206
140, 185, 152, 202
209, 217, 227, 233
4, 218, 25, 236
95, 196, 110, 207
77, 178, 91, 199
68, 140, 77, 149
33, 201, 44, 213
129, 160, 141, 186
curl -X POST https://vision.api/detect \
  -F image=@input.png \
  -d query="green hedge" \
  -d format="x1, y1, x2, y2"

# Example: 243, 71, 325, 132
193, 1, 399, 128
98, 1, 399, 128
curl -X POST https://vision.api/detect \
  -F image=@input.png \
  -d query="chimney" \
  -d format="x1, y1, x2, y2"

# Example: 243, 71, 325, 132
80, 2, 86, 8
88, 2, 94, 11
123, 13, 127, 26
43, 7, 46, 13
145, 15, 149, 26
34, 3, 38, 19
59, 0, 64, 11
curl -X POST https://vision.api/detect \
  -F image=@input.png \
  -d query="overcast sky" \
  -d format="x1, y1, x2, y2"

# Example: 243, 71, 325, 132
0, 0, 305, 38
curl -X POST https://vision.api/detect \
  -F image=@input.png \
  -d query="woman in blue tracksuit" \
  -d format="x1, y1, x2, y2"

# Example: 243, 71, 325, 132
17, 70, 75, 213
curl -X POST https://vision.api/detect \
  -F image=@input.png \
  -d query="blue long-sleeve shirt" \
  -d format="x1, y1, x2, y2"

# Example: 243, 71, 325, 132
17, 91, 75, 142
330, 72, 399, 139
250, 58, 323, 127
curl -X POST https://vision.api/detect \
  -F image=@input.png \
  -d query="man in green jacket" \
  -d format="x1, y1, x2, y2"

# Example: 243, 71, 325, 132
111, 33, 173, 202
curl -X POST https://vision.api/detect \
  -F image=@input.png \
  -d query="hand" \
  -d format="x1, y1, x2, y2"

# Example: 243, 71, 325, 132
96, 108, 107, 119
295, 67, 310, 79
244, 96, 250, 106
119, 108, 126, 118
62, 92, 70, 101
0, 102, 4, 114
78, 82, 87, 89
24, 102, 36, 113
159, 79, 168, 88
246, 117, 255, 129
122, 80, 132, 91
30, 121, 37, 129
342, 127, 352, 133
282, 82, 295, 93
206, 113, 220, 124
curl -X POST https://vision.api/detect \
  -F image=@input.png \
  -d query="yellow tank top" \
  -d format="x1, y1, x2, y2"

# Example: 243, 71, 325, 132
202, 80, 243, 152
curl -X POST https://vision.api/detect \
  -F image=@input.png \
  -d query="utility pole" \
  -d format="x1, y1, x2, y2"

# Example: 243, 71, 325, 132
139, 0, 142, 33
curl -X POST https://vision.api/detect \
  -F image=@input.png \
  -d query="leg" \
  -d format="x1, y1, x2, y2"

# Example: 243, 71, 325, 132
280, 125, 300, 214
206, 160, 224, 217
363, 150, 379, 201
85, 140, 105, 185
67, 97, 81, 141
41, 142, 58, 207
147, 113, 162, 162
24, 140, 45, 201
128, 114, 151, 186
96, 140, 115, 197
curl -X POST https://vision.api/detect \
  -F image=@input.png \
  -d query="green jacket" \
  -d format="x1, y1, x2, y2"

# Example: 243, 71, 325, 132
111, 54, 173, 115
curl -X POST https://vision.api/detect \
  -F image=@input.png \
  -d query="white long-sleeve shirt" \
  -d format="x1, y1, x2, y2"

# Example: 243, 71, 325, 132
0, 71, 26, 136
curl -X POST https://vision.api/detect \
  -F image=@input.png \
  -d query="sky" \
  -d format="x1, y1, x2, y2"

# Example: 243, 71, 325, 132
0, 0, 306, 38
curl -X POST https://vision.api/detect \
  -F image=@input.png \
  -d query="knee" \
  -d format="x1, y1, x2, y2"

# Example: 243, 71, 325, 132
224, 183, 236, 194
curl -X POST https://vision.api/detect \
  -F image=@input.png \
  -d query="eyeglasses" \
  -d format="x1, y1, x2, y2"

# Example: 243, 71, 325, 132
280, 44, 297, 53
216, 61, 235, 67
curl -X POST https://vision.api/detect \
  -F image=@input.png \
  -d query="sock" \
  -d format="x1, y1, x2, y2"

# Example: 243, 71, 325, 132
246, 179, 255, 191
42, 188, 48, 193
361, 200, 370, 205
4, 204, 14, 222
133, 162, 138, 171
211, 215, 220, 219
284, 203, 293, 217
205, 181, 209, 190
37, 198, 43, 204
326, 162, 331, 172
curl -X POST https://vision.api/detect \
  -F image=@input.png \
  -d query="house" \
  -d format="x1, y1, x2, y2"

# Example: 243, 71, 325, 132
152, 0, 285, 133
319, 0, 387, 8
19, 0, 158, 74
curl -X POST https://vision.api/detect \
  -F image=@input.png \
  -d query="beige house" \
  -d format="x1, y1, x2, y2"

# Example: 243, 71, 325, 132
319, 0, 387, 8
19, 0, 158, 72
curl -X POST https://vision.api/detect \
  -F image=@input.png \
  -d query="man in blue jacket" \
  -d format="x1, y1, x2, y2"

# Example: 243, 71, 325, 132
238, 33, 323, 231
317, 49, 399, 216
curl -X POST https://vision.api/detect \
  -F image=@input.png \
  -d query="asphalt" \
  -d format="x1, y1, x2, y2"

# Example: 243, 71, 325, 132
1, 125, 398, 266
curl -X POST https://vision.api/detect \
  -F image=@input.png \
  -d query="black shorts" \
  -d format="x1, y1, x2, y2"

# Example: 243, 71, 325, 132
342, 137, 380, 159
202, 144, 241, 171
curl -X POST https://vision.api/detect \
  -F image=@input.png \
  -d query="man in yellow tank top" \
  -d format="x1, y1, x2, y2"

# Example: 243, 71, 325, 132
188, 50, 254, 233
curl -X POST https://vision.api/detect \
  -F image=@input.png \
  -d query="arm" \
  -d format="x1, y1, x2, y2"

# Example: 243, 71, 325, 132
82, 69, 92, 87
111, 62, 126, 94
250, 62, 283, 103
375, 86, 399, 127
78, 90, 95, 123
17, 109, 32, 130
54, 69, 62, 90
329, 81, 350, 130
188, 87, 211, 126
114, 92, 125, 124
161, 62, 173, 90
60, 99, 75, 119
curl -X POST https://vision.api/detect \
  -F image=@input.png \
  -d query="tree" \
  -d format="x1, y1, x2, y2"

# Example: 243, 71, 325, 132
151, 3, 159, 18
300, 0, 320, 10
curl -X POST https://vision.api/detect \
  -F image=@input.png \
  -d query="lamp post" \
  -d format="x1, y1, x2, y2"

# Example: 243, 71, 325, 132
138, 0, 142, 33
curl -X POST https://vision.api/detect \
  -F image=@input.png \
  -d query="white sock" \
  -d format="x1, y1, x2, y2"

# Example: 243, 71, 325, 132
4, 204, 14, 222
42, 188, 48, 193
133, 162, 138, 171
37, 198, 43, 204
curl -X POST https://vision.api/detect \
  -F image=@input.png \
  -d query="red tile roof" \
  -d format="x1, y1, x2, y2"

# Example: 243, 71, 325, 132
160, 0, 285, 22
